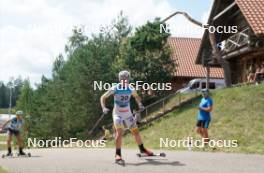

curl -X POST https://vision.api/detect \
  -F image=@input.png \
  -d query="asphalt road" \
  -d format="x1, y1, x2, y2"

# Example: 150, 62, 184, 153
1, 148, 264, 173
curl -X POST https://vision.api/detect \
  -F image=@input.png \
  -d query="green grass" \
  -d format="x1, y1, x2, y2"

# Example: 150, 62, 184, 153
0, 135, 7, 141
0, 108, 7, 114
0, 108, 12, 114
0, 167, 9, 173
107, 84, 264, 154
0, 134, 20, 151
0, 134, 7, 150
0, 110, 8, 151
140, 92, 198, 121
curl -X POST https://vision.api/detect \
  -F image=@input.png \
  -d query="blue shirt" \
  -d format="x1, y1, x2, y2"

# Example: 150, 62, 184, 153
113, 83, 133, 107
105, 83, 136, 115
197, 97, 213, 120
9, 117, 23, 131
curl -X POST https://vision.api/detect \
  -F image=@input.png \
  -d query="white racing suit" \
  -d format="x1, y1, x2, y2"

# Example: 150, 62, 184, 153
105, 83, 138, 131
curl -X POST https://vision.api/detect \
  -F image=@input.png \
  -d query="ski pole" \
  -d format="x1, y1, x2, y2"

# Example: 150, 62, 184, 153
88, 113, 105, 135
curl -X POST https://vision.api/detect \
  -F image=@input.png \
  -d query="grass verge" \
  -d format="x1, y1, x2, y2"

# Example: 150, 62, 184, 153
0, 167, 9, 173
107, 84, 264, 154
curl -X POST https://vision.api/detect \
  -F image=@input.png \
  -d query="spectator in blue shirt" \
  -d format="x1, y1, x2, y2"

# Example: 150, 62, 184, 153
196, 89, 213, 144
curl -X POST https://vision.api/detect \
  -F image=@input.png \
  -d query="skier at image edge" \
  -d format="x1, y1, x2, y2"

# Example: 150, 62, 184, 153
100, 70, 154, 162
0, 110, 26, 156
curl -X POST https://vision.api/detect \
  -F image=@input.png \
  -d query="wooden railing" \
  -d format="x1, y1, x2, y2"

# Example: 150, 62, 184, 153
220, 28, 250, 53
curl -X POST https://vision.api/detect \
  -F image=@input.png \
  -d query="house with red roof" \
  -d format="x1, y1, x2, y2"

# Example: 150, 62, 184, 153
196, 0, 264, 84
168, 37, 224, 90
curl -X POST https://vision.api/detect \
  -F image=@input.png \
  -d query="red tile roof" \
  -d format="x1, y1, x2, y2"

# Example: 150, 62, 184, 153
168, 37, 224, 78
236, 0, 264, 36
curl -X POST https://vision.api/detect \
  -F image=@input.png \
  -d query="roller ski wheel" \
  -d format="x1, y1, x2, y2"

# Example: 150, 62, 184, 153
2, 153, 13, 158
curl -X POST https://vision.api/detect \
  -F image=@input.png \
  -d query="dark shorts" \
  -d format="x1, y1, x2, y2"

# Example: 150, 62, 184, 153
196, 120, 210, 129
7, 128, 20, 136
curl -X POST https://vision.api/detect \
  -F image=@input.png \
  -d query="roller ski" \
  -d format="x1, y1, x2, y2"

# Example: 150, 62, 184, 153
2, 152, 31, 158
115, 155, 125, 166
17, 151, 31, 157
137, 150, 166, 158
2, 153, 13, 158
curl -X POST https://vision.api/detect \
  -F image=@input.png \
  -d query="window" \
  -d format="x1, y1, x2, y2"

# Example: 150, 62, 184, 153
201, 82, 216, 89
209, 82, 216, 89
190, 82, 199, 89
201, 82, 206, 89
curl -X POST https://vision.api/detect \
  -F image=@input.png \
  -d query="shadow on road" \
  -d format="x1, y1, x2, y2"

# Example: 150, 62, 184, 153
126, 158, 185, 167
2, 155, 42, 159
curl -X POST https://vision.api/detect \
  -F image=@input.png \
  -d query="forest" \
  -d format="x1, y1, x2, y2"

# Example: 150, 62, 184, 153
2, 12, 176, 139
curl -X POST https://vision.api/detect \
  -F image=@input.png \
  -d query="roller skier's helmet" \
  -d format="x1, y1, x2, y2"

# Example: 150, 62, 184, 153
118, 70, 130, 81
